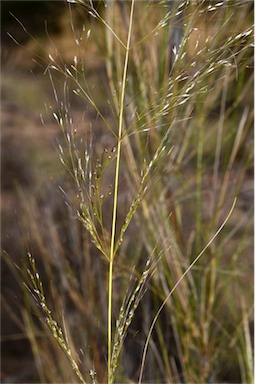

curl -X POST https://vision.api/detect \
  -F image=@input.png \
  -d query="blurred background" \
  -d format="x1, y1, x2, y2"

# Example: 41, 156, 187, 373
1, 2, 81, 381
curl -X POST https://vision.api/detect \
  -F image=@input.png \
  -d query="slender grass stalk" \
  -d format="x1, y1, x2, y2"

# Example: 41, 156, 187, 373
108, 1, 135, 382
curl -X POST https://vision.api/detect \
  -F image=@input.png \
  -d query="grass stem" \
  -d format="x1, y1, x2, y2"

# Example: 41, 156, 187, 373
108, 1, 135, 383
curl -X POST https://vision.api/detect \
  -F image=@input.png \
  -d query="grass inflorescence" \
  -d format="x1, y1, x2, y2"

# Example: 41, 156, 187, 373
5, 0, 253, 383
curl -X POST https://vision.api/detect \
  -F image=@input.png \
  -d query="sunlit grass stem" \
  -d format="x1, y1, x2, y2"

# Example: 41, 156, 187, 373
108, 1, 135, 383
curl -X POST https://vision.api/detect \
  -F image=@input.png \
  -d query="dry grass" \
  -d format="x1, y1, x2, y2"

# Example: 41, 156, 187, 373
2, 1, 253, 383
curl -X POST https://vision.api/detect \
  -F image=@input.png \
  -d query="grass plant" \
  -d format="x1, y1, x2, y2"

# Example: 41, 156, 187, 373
5, 0, 253, 383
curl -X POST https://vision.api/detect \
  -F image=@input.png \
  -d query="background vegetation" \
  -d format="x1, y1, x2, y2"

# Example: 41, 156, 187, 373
1, 1, 254, 383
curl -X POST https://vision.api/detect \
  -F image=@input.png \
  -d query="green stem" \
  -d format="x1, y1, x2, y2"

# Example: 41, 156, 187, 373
108, 1, 135, 383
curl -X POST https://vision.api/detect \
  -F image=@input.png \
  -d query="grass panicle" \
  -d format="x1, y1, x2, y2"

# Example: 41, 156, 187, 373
25, 254, 87, 384
5, 0, 253, 383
